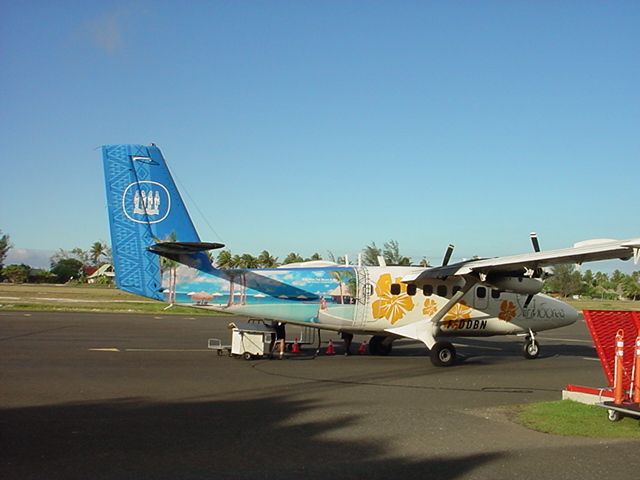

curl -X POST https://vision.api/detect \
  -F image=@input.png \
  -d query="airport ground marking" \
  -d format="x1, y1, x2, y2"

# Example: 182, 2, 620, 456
538, 336, 593, 344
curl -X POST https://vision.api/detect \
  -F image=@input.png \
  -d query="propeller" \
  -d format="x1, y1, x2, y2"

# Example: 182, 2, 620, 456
524, 232, 541, 308
442, 244, 455, 266
530, 232, 540, 252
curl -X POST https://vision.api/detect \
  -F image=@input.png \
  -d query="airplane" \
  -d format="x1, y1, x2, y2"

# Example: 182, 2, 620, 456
101, 144, 640, 367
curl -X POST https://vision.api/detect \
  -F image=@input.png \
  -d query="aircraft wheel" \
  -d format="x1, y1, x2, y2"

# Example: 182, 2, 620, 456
430, 342, 456, 367
368, 336, 392, 356
523, 339, 540, 359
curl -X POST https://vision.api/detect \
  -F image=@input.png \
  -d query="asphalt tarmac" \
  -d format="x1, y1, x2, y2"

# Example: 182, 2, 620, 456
1, 311, 638, 479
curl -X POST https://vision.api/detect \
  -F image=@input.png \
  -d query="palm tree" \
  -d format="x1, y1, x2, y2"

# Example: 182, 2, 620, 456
216, 250, 233, 269
283, 252, 304, 264
90, 241, 108, 266
257, 250, 278, 268
157, 232, 179, 304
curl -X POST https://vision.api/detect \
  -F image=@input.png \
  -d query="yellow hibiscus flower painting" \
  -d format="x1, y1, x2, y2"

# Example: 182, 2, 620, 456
442, 301, 472, 329
423, 298, 438, 317
498, 300, 517, 322
372, 273, 415, 324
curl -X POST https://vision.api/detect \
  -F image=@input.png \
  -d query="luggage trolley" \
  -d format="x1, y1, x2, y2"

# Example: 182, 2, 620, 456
228, 321, 276, 360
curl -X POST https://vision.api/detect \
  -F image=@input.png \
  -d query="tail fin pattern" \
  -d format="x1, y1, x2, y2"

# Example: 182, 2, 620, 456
102, 144, 200, 299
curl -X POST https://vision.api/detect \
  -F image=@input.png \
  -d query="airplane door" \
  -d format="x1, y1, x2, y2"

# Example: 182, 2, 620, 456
473, 285, 489, 310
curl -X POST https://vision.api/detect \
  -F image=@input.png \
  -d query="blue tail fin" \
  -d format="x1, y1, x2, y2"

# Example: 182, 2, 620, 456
102, 144, 201, 300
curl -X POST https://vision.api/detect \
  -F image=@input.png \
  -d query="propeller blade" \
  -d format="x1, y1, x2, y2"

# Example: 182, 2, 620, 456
442, 244, 454, 266
530, 232, 540, 253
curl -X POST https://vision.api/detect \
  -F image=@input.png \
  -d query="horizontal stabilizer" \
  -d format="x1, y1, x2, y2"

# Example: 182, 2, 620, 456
148, 241, 225, 256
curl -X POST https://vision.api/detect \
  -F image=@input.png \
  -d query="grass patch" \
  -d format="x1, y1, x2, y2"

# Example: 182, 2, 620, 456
514, 400, 640, 438
0, 302, 223, 316
0, 284, 227, 316
565, 298, 640, 311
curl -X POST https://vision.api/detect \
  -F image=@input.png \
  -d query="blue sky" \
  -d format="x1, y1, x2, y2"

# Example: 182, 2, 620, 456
1, 1, 638, 271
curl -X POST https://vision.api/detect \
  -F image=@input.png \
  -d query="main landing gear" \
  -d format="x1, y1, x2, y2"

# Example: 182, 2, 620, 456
523, 330, 540, 359
429, 342, 456, 367
368, 335, 393, 356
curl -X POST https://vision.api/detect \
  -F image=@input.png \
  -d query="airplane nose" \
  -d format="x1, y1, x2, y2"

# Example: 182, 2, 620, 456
564, 305, 580, 326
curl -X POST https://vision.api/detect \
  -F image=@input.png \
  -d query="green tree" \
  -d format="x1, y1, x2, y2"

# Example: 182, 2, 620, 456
383, 240, 411, 266
28, 268, 56, 284
90, 241, 109, 266
50, 258, 83, 283
362, 242, 382, 266
2, 264, 30, 283
257, 250, 278, 268
238, 254, 259, 268
621, 276, 640, 301
307, 252, 323, 261
326, 251, 346, 265
419, 257, 432, 267
545, 264, 582, 298
216, 250, 233, 269
283, 252, 304, 265
0, 230, 10, 269
156, 232, 179, 303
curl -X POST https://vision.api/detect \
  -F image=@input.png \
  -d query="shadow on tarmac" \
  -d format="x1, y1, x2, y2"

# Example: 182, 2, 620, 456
1, 396, 501, 480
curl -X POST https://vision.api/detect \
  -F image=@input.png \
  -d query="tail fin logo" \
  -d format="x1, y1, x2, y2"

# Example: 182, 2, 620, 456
122, 181, 171, 224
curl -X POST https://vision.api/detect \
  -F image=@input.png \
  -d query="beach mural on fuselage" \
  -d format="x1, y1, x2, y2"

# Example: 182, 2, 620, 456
164, 264, 360, 327
160, 263, 539, 334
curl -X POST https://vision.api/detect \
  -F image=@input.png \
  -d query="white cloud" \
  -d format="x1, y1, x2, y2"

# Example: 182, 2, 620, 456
4, 249, 54, 269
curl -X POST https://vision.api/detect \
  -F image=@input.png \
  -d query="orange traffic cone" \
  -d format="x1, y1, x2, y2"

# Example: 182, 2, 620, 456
358, 340, 367, 355
325, 339, 335, 355
292, 337, 301, 354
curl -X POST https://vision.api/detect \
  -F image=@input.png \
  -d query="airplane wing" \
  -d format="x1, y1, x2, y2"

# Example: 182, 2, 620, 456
403, 237, 640, 284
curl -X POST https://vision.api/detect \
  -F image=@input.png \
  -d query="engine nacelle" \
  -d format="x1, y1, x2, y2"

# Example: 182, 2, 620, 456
485, 276, 544, 295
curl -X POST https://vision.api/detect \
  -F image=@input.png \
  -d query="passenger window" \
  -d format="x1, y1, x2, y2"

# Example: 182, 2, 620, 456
407, 284, 417, 296
423, 285, 433, 296
390, 283, 401, 295
437, 285, 447, 297
476, 286, 487, 298
491, 289, 501, 299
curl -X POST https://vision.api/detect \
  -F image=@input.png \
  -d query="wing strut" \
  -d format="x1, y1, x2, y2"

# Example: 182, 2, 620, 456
428, 276, 478, 327
386, 276, 477, 349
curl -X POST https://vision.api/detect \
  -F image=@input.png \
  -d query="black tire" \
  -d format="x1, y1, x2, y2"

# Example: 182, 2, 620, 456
523, 339, 540, 359
243, 352, 252, 361
607, 409, 621, 422
368, 335, 392, 356
430, 342, 456, 367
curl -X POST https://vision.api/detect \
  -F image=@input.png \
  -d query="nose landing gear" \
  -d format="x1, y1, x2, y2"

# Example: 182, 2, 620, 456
523, 330, 540, 359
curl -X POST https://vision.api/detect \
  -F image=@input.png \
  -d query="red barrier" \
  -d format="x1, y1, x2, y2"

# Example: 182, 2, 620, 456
634, 335, 640, 404
582, 310, 639, 393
